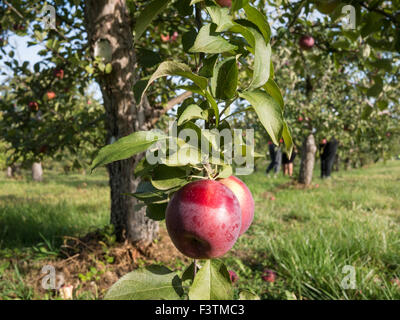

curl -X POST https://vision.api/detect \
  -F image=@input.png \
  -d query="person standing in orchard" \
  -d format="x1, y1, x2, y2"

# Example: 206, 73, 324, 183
320, 137, 339, 179
282, 145, 297, 177
266, 141, 282, 177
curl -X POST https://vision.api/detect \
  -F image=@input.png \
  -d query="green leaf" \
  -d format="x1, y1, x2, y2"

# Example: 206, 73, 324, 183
247, 27, 271, 89
232, 0, 250, 11
217, 165, 233, 179
178, 104, 208, 126
141, 61, 208, 101
188, 259, 233, 300
210, 56, 238, 100
366, 77, 383, 97
104, 265, 183, 300
206, 6, 235, 32
91, 131, 167, 171
190, 24, 237, 54
131, 181, 167, 203
182, 28, 198, 52
181, 262, 197, 282
137, 49, 162, 68
198, 54, 219, 78
133, 80, 148, 103
135, 0, 173, 41
239, 290, 260, 300
263, 78, 284, 109
146, 203, 168, 221
239, 90, 284, 145
150, 165, 187, 191
243, 4, 271, 43
362, 104, 373, 119
282, 121, 293, 158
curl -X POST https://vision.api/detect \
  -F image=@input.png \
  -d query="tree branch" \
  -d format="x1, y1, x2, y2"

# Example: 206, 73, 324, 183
150, 91, 193, 126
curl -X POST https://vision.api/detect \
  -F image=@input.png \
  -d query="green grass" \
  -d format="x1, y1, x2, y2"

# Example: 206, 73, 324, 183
225, 161, 400, 300
0, 161, 399, 300
0, 169, 110, 249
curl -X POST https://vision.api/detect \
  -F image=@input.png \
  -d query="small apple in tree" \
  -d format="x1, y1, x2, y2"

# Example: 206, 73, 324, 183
218, 176, 255, 236
299, 35, 315, 50
298, 116, 304, 122
28, 101, 39, 111
46, 91, 56, 100
165, 180, 242, 259
161, 33, 170, 42
53, 68, 64, 79
170, 31, 179, 42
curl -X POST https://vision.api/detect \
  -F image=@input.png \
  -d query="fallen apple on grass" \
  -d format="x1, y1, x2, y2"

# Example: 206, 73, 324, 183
262, 269, 277, 283
229, 270, 238, 283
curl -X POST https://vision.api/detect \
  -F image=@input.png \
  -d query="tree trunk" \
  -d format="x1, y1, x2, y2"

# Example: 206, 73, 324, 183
84, 0, 158, 244
6, 166, 13, 178
32, 162, 43, 182
299, 134, 317, 186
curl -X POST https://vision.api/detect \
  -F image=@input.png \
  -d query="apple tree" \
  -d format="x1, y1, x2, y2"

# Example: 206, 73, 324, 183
91, 0, 292, 300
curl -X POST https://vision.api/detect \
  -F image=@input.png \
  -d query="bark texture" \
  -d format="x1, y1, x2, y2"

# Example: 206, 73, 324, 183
84, 0, 158, 244
299, 134, 317, 186
32, 162, 43, 182
6, 166, 13, 178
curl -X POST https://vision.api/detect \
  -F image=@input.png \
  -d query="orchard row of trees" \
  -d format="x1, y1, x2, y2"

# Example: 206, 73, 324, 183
0, 0, 399, 245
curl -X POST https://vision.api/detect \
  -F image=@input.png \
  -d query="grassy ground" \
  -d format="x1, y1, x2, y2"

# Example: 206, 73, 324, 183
0, 161, 399, 300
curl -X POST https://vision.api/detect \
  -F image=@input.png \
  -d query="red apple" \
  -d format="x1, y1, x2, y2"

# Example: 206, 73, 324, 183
229, 270, 238, 284
166, 180, 242, 259
47, 91, 56, 100
386, 132, 391, 137
270, 196, 276, 201
298, 116, 304, 122
161, 34, 170, 43
314, 0, 340, 14
28, 101, 39, 111
218, 176, 254, 236
216, 0, 232, 8
171, 31, 179, 42
321, 138, 327, 144
299, 35, 315, 50
54, 68, 64, 79
262, 269, 276, 283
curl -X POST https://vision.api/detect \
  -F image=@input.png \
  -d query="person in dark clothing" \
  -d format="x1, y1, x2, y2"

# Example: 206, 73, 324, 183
266, 141, 282, 176
320, 137, 339, 178
282, 146, 297, 177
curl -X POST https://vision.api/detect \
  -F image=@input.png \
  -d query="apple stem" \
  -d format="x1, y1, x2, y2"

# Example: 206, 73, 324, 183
193, 259, 197, 279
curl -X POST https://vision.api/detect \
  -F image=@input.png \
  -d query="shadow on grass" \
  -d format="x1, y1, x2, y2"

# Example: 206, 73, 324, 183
0, 195, 108, 250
